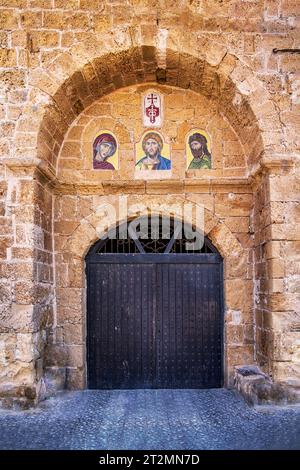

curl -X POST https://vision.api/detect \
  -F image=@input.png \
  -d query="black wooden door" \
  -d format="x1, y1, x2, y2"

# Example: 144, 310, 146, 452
86, 254, 223, 389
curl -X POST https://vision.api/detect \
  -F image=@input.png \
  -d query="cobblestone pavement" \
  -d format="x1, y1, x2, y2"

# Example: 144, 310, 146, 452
0, 389, 299, 450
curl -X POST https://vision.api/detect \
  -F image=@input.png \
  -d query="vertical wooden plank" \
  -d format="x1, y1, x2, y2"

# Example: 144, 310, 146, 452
114, 263, 121, 386
155, 263, 161, 387
128, 263, 135, 386
101, 264, 109, 387
120, 264, 129, 387
108, 264, 115, 388
162, 264, 169, 385
169, 264, 176, 387
151, 263, 156, 387
141, 265, 147, 386
196, 265, 203, 386
134, 264, 142, 385
202, 263, 209, 386
86, 263, 93, 388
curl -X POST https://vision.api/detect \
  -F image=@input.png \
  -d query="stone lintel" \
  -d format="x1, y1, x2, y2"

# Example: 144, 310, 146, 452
2, 156, 296, 196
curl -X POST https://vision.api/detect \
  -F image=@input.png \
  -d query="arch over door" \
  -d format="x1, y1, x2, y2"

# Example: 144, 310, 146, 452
86, 217, 224, 389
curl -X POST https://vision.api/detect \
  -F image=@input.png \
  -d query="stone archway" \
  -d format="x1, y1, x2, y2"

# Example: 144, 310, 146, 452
31, 43, 271, 173
18, 35, 280, 173
47, 197, 248, 392
85, 215, 224, 390
1, 31, 298, 407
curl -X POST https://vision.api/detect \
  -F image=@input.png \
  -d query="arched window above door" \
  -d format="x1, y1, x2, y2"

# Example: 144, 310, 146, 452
89, 216, 219, 255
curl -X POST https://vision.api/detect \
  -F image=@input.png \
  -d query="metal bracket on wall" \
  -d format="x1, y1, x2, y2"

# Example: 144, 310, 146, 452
273, 48, 300, 54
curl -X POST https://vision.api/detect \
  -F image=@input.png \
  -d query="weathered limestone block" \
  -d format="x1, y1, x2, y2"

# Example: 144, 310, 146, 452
225, 279, 254, 323
271, 331, 300, 362
271, 224, 300, 241
67, 259, 85, 288
65, 345, 84, 369
63, 221, 96, 256
227, 345, 255, 380
56, 287, 83, 310
15, 333, 39, 363
269, 292, 300, 312
0, 304, 36, 333
234, 365, 298, 405
269, 174, 300, 202
286, 275, 300, 294
209, 222, 243, 258
65, 367, 85, 390
56, 305, 83, 326
267, 258, 285, 278
62, 323, 84, 345
0, 331, 39, 409
225, 216, 249, 233
273, 361, 300, 386
41, 367, 67, 400
215, 193, 252, 217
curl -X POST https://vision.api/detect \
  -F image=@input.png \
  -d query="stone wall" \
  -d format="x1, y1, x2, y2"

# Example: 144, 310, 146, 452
42, 83, 254, 390
0, 166, 53, 407
253, 167, 300, 385
0, 0, 299, 407
50, 191, 254, 390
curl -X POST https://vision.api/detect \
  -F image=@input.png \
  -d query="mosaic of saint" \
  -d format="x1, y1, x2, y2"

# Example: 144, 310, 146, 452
92, 94, 213, 174
186, 130, 212, 170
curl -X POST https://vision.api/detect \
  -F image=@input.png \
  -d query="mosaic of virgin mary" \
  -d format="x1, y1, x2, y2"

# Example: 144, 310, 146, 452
93, 132, 118, 170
